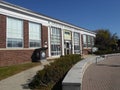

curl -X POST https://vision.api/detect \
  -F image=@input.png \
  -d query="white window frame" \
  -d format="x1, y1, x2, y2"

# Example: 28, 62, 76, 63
6, 17, 23, 48
29, 22, 41, 48
50, 27, 61, 56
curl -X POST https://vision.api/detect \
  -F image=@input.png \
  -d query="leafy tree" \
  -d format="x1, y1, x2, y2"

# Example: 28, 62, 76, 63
117, 39, 120, 50
110, 33, 118, 51
95, 29, 118, 51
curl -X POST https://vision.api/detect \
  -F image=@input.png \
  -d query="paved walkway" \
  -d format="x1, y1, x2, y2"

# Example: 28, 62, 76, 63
0, 60, 50, 90
82, 55, 120, 90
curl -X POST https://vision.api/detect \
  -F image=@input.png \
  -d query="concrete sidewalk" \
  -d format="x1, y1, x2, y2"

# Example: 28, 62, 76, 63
82, 55, 120, 90
0, 60, 50, 90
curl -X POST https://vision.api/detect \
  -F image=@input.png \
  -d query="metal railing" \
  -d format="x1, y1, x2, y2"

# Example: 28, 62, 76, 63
96, 53, 120, 64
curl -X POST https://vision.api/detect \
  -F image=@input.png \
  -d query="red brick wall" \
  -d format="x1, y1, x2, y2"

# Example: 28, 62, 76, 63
83, 49, 91, 55
83, 49, 88, 55
0, 50, 34, 67
41, 25, 48, 57
0, 14, 6, 48
0, 17, 45, 67
24, 20, 29, 48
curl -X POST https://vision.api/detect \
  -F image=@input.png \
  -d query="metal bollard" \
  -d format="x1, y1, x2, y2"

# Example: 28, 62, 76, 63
96, 57, 97, 64
96, 56, 100, 64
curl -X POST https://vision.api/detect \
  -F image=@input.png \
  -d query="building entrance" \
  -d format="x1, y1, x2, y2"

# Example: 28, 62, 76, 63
64, 41, 72, 55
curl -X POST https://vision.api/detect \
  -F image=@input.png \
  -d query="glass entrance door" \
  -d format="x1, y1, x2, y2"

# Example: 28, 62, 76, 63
64, 41, 72, 55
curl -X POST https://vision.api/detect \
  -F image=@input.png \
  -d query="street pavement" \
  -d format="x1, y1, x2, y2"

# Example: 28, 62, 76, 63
82, 55, 120, 90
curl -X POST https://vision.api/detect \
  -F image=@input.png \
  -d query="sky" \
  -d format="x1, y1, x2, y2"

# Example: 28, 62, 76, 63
4, 0, 120, 37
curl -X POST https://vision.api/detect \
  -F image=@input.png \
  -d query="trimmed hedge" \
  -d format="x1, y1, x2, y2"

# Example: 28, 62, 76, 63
94, 50, 120, 55
29, 54, 81, 89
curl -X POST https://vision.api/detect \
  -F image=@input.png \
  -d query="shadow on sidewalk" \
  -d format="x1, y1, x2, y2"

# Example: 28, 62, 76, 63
21, 79, 32, 89
97, 64, 120, 67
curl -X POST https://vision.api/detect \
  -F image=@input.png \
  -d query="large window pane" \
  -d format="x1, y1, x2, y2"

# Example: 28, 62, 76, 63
29, 22, 41, 48
83, 35, 87, 48
7, 38, 22, 47
74, 32, 80, 54
30, 40, 40, 47
91, 36, 94, 46
7, 17, 23, 48
51, 27, 61, 56
88, 35, 91, 47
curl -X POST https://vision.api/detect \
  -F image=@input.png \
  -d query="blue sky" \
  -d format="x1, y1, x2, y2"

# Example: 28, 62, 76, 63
4, 0, 120, 37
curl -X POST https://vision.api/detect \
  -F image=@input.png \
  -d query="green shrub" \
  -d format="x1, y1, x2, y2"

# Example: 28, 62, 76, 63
29, 54, 81, 89
94, 49, 120, 55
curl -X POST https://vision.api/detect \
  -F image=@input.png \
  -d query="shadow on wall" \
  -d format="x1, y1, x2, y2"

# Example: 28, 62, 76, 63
31, 47, 48, 62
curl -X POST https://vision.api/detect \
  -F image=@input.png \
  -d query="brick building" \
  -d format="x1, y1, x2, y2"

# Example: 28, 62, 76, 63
0, 1, 96, 67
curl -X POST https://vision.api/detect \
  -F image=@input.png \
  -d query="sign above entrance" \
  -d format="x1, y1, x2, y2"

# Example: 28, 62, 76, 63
64, 30, 72, 40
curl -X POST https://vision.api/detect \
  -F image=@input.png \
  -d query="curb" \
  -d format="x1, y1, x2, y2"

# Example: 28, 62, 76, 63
62, 56, 104, 90
62, 53, 120, 90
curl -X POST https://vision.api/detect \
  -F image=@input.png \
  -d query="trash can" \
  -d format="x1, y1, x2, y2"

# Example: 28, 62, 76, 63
39, 47, 48, 60
31, 47, 48, 62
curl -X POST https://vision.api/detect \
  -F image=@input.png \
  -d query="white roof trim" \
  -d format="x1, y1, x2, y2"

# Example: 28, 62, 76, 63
0, 1, 96, 34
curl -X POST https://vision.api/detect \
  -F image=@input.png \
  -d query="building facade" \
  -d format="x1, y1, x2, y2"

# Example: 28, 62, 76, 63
0, 1, 96, 67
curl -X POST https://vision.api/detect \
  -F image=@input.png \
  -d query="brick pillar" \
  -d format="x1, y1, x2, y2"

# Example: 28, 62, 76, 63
86, 35, 88, 48
80, 33, 82, 54
0, 14, 6, 48
90, 36, 92, 48
24, 20, 29, 48
41, 25, 48, 57
81, 34, 83, 54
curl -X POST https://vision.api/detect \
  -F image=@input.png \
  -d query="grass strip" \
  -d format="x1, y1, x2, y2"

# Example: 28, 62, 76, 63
0, 62, 41, 80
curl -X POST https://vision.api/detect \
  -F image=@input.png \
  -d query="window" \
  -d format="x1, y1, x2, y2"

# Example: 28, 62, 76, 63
51, 27, 61, 56
29, 22, 41, 48
65, 31, 70, 35
91, 36, 95, 47
7, 17, 23, 48
87, 35, 91, 47
83, 35, 87, 48
74, 32, 80, 54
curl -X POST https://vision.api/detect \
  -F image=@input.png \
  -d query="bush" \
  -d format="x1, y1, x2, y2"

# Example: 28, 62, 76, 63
94, 49, 120, 55
29, 54, 81, 89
